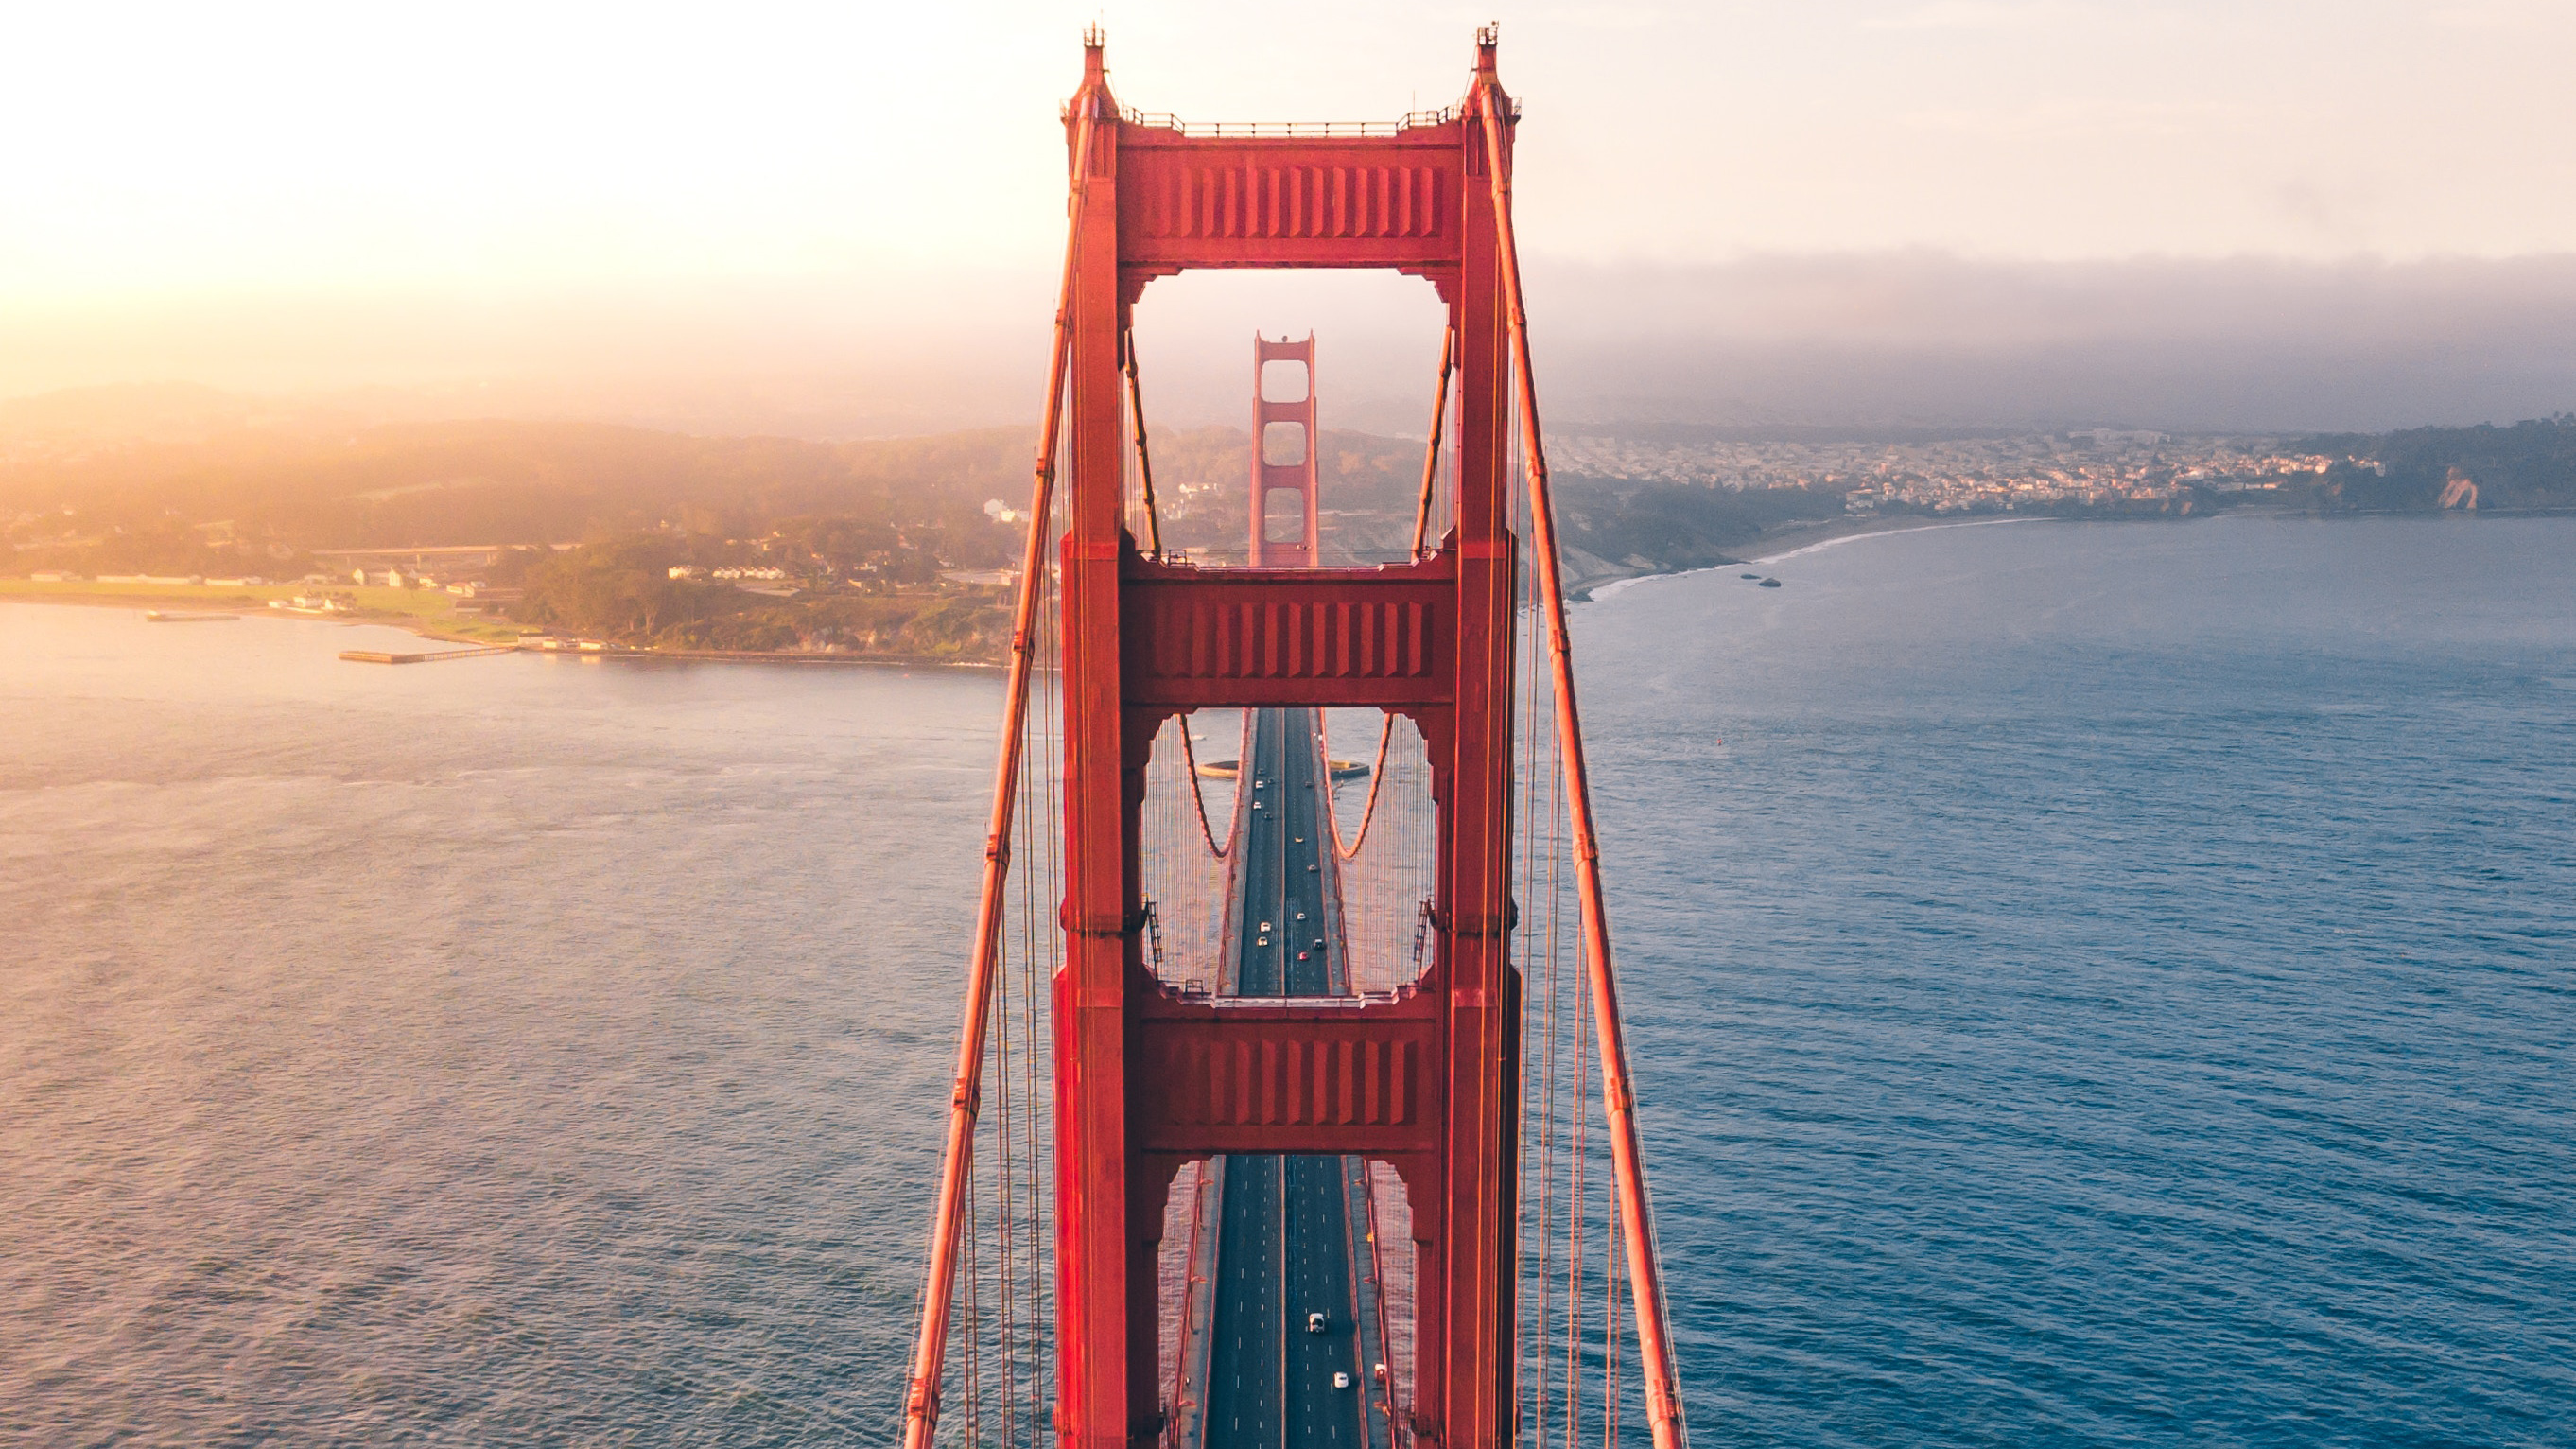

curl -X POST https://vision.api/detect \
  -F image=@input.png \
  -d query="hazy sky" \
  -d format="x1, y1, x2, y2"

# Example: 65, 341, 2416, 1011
8, 2, 2574, 429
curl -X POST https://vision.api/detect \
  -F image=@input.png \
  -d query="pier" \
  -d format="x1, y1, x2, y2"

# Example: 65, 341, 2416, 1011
337, 645, 518, 665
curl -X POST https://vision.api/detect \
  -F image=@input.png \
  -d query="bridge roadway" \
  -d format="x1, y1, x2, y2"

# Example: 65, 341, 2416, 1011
1203, 707, 1369, 1449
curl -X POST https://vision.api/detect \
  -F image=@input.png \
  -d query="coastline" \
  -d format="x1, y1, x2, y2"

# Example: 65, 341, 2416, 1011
0, 585, 1005, 670
1575, 513, 2058, 601
0, 581, 521, 646
554, 644, 1001, 670
20, 502, 2552, 654
1578, 502, 2574, 600
1746, 514, 2053, 566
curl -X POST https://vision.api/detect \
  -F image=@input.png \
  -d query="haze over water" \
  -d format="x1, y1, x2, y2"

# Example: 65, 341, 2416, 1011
5, 515, 2571, 1446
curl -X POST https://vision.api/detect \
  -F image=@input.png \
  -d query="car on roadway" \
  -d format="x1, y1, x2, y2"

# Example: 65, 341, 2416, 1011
1307, 1311, 1326, 1334
1333, 1371, 1351, 1389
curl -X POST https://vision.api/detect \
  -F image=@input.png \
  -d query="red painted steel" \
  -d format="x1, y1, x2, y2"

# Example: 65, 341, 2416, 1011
1250, 335, 1320, 567
1054, 39, 1136, 1449
1130, 993, 1445, 1158
1413, 331, 1454, 556
1031, 30, 1669, 1449
904, 33, 1687, 1449
1119, 556, 1455, 711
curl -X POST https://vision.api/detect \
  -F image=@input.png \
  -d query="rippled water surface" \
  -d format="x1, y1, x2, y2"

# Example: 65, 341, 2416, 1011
5, 515, 2572, 1446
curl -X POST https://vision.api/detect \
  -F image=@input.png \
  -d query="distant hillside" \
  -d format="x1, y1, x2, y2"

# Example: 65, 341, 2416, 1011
9, 393, 2567, 589
1549, 480, 1850, 586
1, 419, 1019, 546
2302, 415, 2576, 511
0, 409, 1437, 569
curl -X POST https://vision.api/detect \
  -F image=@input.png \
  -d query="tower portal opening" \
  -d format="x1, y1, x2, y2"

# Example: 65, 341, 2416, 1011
1125, 270, 1451, 567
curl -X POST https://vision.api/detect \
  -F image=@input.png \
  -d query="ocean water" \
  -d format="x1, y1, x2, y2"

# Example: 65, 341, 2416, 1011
4, 515, 2571, 1446
1585, 515, 2576, 1447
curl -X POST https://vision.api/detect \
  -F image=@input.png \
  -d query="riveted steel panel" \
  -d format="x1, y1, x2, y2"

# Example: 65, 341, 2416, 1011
1121, 563, 1455, 709
1131, 1007, 1445, 1158
1117, 130, 1466, 271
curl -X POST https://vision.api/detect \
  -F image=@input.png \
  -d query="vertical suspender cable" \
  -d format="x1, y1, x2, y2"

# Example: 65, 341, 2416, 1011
1564, 928, 1591, 1449
1477, 99, 1689, 1449
904, 104, 1097, 1449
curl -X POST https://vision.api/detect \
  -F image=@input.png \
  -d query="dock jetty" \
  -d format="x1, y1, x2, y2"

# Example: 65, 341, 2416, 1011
338, 645, 518, 665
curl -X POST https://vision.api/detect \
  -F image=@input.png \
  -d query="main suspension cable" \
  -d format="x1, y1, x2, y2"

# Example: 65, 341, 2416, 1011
1479, 93, 1689, 1449
1327, 326, 1455, 864
1123, 340, 1241, 880
1124, 327, 1163, 555
902, 99, 1097, 1449
1413, 326, 1455, 557
1175, 724, 1238, 861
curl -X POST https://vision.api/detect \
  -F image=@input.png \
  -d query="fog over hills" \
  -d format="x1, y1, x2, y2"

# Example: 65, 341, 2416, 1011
8, 253, 2573, 442
1538, 253, 2576, 436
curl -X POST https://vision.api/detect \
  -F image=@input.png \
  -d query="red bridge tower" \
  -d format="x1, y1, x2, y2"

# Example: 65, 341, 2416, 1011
1056, 33, 1520, 1449
903, 30, 1685, 1449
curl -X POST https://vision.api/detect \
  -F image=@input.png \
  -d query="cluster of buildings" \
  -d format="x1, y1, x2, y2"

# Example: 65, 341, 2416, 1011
349, 567, 448, 588
1550, 431, 2354, 515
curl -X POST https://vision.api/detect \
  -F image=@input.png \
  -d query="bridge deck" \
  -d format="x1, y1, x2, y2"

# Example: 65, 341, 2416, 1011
1203, 707, 1372, 1449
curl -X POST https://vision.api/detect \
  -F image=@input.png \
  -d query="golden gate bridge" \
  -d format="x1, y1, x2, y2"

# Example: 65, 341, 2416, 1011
904, 29, 1685, 1449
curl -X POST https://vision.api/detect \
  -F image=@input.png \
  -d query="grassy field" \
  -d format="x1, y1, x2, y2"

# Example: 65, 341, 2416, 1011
0, 579, 529, 643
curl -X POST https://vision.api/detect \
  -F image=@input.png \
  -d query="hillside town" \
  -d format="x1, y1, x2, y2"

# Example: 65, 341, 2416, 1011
1552, 431, 2358, 514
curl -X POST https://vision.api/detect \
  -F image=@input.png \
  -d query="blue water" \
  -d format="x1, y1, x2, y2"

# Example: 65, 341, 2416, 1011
1587, 516, 2576, 1447
4, 515, 2571, 1446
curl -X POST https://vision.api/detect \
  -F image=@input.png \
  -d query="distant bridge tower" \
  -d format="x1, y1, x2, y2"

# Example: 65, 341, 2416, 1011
1249, 334, 1321, 567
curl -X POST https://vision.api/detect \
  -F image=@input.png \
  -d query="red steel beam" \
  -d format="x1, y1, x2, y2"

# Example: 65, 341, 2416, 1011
1130, 993, 1446, 1159
1419, 41, 1521, 1449
1114, 131, 1466, 276
1054, 35, 1146, 1449
1119, 557, 1457, 711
